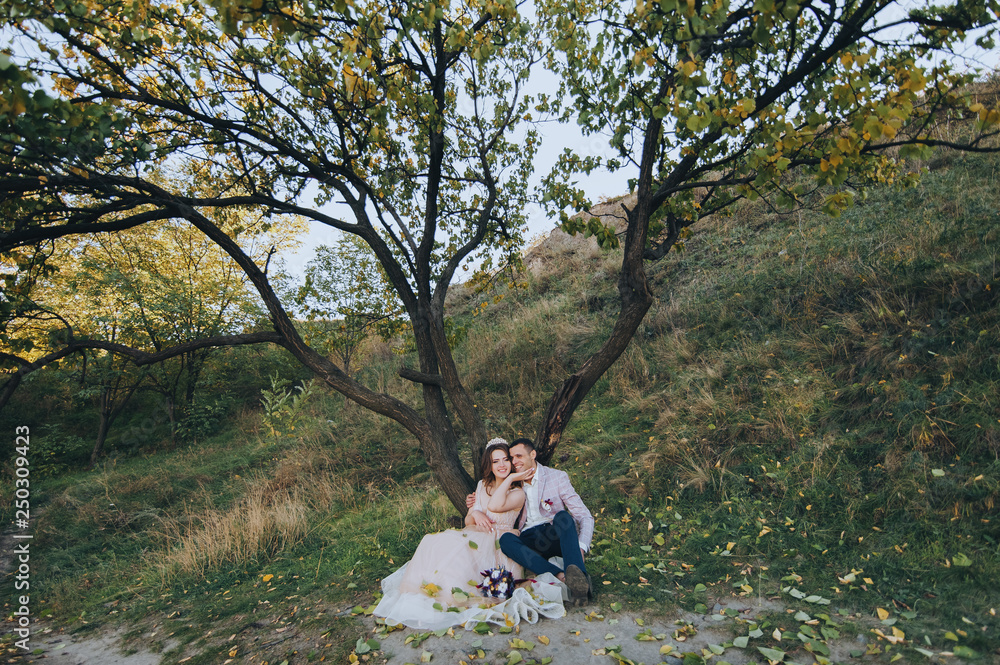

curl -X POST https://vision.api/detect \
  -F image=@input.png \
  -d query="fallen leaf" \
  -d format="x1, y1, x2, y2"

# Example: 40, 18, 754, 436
758, 646, 786, 662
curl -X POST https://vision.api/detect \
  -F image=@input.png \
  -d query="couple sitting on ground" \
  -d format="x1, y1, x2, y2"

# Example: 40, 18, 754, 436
373, 437, 594, 629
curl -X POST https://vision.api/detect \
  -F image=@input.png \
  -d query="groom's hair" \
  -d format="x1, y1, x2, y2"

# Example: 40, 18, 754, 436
511, 437, 535, 451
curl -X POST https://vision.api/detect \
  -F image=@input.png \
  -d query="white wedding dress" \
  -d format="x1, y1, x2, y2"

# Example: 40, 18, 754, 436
373, 481, 566, 630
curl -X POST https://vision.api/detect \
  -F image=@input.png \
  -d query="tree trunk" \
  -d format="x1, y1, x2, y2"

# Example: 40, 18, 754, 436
166, 395, 177, 447
89, 389, 113, 468
534, 110, 665, 464
413, 307, 477, 510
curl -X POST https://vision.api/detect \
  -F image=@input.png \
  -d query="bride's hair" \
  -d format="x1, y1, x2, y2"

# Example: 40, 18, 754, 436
480, 442, 522, 495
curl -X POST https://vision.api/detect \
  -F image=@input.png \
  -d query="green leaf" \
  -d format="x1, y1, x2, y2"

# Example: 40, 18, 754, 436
952, 552, 972, 567
507, 650, 524, 665
952, 645, 979, 659
804, 595, 831, 604
733, 636, 749, 648
757, 647, 786, 662
932, 468, 945, 477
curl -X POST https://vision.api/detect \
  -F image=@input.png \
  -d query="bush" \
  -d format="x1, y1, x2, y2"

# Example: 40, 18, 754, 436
31, 423, 91, 477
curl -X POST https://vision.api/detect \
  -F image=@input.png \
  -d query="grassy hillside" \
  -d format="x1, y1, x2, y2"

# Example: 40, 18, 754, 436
2, 151, 998, 663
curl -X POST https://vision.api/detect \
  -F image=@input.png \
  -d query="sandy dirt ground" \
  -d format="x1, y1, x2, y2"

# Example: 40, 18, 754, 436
6, 595, 873, 665
9, 628, 172, 665
361, 595, 865, 665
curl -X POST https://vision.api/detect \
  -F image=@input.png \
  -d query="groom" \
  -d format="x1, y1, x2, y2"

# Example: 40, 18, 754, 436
498, 437, 594, 604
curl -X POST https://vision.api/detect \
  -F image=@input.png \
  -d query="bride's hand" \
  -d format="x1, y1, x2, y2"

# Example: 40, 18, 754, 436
468, 510, 494, 531
509, 467, 535, 483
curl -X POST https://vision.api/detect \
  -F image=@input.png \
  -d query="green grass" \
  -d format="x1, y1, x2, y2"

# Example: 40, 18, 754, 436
3, 151, 1000, 662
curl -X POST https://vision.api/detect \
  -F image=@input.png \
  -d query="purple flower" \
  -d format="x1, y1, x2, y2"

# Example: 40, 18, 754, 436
477, 566, 516, 599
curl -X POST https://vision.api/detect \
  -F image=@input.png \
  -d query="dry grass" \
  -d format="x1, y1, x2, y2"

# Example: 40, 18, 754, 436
149, 446, 348, 579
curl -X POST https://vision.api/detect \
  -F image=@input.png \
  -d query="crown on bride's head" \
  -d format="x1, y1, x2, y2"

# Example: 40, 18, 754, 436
485, 437, 509, 451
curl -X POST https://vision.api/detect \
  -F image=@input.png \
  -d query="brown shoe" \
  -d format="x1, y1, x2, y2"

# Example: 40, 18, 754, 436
565, 565, 590, 606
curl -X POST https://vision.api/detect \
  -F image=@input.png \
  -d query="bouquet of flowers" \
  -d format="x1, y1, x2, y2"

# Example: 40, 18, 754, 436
477, 566, 515, 599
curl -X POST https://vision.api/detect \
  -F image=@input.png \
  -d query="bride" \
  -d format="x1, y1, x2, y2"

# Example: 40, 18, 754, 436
374, 438, 532, 628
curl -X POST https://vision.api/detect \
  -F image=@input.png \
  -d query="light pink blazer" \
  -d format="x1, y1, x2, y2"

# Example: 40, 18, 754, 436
516, 463, 595, 550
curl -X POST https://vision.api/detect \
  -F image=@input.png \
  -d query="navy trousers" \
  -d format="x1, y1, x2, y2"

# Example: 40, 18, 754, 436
499, 511, 587, 578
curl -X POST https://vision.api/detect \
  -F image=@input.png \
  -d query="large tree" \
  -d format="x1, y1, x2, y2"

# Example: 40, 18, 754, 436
1, 0, 543, 510
532, 0, 999, 461
2, 0, 998, 510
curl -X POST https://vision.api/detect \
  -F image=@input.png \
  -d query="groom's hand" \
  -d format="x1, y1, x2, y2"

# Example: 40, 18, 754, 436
465, 493, 476, 509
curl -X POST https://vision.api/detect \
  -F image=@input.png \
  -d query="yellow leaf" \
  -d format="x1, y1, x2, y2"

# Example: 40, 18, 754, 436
229, 647, 238, 657
262, 574, 273, 582
538, 636, 550, 645
877, 608, 890, 620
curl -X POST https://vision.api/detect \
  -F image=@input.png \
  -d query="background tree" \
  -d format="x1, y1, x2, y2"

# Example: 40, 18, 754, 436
72, 201, 301, 442
532, 0, 1000, 461
0, 174, 302, 457
295, 234, 405, 377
